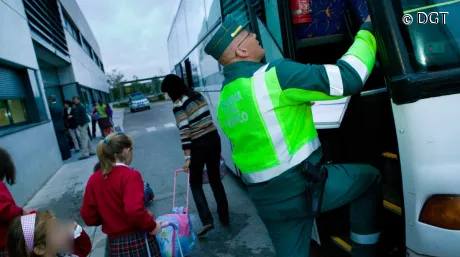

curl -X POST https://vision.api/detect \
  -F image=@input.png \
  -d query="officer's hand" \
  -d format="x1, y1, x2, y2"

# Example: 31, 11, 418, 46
365, 15, 371, 23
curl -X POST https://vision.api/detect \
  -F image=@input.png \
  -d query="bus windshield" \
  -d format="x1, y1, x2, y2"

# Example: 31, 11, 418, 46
397, 0, 460, 72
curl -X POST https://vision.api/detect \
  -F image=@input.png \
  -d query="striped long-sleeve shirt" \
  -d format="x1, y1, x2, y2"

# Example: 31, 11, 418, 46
173, 92, 217, 150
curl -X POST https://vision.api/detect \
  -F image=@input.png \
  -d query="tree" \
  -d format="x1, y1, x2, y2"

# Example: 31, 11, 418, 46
107, 69, 125, 103
130, 75, 145, 95
151, 78, 162, 94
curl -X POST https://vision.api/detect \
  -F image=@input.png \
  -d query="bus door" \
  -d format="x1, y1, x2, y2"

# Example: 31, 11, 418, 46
369, 0, 460, 256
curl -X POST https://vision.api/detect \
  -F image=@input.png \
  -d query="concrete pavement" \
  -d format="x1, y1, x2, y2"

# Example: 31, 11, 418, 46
24, 109, 125, 257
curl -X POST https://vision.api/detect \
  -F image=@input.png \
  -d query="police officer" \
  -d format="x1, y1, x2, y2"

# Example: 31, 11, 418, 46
204, 13, 381, 257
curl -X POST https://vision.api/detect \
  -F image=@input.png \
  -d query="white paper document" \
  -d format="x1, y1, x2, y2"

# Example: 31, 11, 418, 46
312, 97, 350, 129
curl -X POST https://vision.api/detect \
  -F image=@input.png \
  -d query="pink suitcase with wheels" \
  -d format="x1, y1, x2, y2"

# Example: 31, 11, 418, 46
154, 169, 195, 257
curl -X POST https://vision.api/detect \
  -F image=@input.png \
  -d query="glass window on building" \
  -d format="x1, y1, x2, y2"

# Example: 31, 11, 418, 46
64, 16, 81, 45
82, 38, 92, 56
0, 99, 28, 128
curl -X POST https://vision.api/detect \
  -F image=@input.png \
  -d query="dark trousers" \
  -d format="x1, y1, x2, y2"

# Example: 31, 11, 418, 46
189, 132, 229, 226
92, 119, 97, 137
56, 130, 71, 160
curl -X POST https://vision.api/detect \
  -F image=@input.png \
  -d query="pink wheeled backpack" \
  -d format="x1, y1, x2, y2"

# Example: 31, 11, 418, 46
154, 169, 195, 257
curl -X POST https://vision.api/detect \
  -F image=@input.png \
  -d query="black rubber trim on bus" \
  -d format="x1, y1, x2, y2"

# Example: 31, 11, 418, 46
390, 68, 460, 105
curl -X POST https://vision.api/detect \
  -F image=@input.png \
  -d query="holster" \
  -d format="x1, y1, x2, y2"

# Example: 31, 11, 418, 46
301, 160, 328, 219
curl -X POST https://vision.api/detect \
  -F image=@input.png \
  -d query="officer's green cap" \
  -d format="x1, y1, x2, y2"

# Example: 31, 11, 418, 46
204, 13, 250, 60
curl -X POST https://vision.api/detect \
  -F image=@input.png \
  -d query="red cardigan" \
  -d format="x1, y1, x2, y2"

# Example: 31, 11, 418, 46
0, 181, 23, 251
80, 165, 156, 238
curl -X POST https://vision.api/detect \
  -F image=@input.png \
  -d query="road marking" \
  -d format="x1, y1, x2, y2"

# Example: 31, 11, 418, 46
146, 126, 157, 132
164, 123, 175, 128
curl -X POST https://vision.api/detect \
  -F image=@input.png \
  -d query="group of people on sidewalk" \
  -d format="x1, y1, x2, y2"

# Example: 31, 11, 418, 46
50, 96, 114, 161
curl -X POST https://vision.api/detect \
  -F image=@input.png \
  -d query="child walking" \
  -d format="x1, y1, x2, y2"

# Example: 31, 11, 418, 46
6, 210, 92, 257
80, 133, 164, 257
0, 148, 29, 257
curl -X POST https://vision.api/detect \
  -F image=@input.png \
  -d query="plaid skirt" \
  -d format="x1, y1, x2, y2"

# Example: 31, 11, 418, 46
108, 232, 161, 257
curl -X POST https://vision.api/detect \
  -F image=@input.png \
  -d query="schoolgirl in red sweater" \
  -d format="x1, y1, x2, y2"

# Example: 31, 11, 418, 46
80, 133, 164, 257
0, 148, 29, 257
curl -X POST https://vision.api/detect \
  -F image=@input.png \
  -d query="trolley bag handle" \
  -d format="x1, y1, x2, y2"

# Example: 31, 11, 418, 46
173, 169, 190, 213
144, 221, 185, 257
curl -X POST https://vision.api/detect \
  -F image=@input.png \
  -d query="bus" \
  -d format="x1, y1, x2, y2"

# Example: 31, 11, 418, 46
167, 0, 460, 256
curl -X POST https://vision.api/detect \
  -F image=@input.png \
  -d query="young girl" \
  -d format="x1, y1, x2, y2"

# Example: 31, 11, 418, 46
0, 148, 29, 256
80, 133, 164, 257
6, 210, 92, 257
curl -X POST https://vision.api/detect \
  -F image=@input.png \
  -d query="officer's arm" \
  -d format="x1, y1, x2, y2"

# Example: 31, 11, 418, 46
277, 22, 377, 103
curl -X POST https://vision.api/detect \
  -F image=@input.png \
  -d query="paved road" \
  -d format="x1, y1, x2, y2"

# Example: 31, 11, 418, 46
123, 101, 277, 257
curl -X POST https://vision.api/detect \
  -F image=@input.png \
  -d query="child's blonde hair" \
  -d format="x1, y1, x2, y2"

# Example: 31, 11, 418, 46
7, 210, 56, 257
97, 132, 133, 177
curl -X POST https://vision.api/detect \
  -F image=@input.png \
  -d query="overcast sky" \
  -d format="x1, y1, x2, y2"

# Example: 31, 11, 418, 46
77, 0, 180, 80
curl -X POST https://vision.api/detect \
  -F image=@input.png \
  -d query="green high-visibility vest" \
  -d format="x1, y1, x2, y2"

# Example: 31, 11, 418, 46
217, 65, 325, 184
96, 104, 108, 119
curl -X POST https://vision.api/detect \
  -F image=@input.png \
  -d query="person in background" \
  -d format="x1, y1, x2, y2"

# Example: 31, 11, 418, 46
161, 74, 229, 237
90, 100, 99, 139
49, 96, 71, 160
7, 210, 92, 257
92, 99, 113, 137
0, 148, 30, 257
64, 100, 81, 153
80, 133, 165, 256
71, 96, 96, 160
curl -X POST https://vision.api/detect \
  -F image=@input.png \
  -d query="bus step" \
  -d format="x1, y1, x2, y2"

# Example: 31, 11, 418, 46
330, 236, 352, 254
383, 183, 403, 216
384, 200, 402, 216
382, 152, 398, 160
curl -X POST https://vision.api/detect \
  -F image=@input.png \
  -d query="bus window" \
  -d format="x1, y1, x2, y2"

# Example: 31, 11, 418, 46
394, 0, 460, 72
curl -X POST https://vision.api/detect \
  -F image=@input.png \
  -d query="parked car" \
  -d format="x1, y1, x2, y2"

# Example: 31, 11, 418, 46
129, 93, 150, 112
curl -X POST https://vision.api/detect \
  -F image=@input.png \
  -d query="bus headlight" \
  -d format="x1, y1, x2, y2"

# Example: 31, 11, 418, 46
419, 195, 460, 230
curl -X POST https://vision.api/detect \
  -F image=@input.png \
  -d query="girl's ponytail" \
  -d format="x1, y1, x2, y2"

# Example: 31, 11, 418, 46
96, 133, 133, 178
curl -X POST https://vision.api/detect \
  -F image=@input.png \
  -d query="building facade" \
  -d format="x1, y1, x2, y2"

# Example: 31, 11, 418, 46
0, 0, 109, 205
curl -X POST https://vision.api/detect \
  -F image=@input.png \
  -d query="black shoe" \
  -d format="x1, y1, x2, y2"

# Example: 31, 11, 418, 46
197, 224, 214, 237
89, 152, 96, 156
79, 156, 89, 160
75, 149, 80, 153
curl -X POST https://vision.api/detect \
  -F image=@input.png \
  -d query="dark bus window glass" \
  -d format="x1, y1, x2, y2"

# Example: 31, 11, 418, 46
395, 0, 460, 72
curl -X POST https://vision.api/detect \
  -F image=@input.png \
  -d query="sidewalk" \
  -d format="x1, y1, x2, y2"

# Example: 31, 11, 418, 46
24, 108, 125, 257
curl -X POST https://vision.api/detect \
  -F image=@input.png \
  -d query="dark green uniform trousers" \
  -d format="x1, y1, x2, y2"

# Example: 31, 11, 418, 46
247, 149, 382, 257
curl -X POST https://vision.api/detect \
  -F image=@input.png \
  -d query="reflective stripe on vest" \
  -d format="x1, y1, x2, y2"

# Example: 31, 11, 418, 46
218, 64, 321, 184
242, 65, 320, 183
